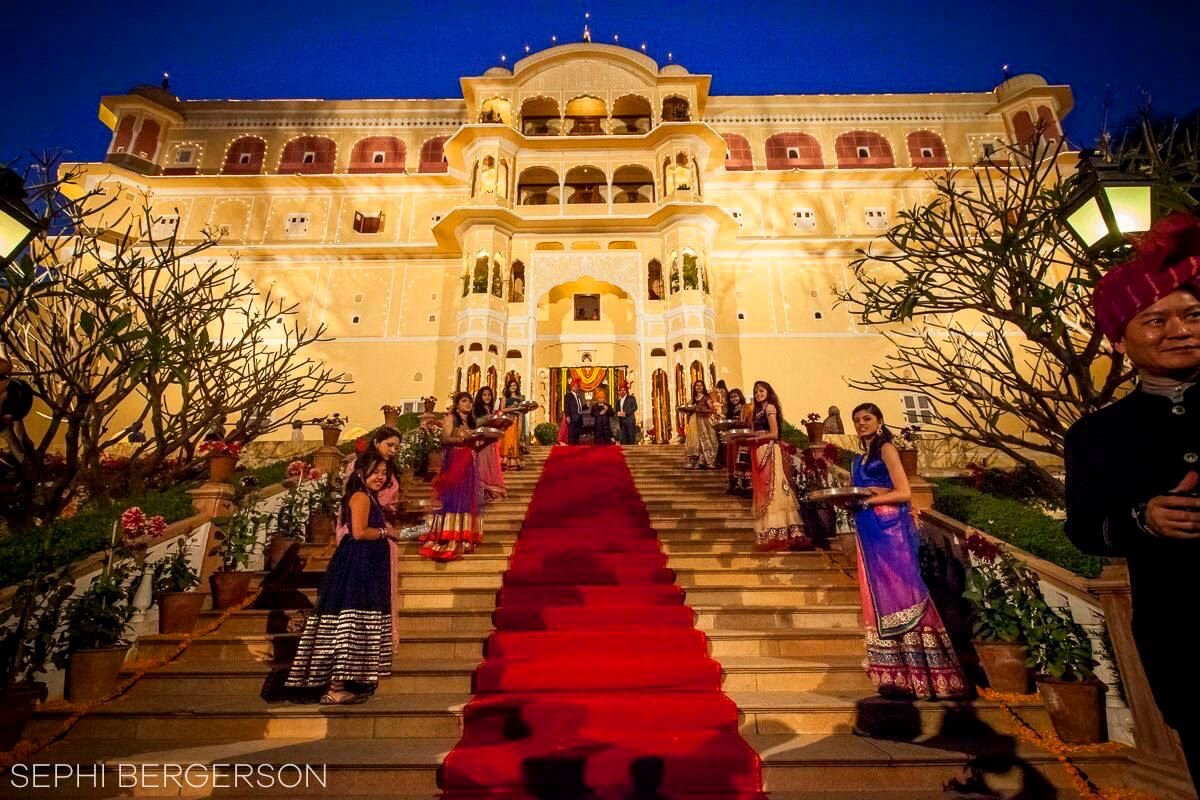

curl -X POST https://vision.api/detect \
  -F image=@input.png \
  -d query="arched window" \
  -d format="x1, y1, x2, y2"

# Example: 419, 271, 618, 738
689, 360, 704, 387
349, 136, 406, 173
466, 364, 482, 395
612, 165, 654, 203
487, 344, 499, 355
517, 167, 560, 205
456, 367, 463, 392
279, 136, 336, 174
111, 115, 136, 154
1012, 111, 1036, 146
834, 131, 895, 168
651, 368, 671, 444
662, 96, 690, 122
479, 97, 512, 125
765, 133, 823, 170
647, 259, 664, 300
650, 348, 667, 357
520, 97, 561, 136
669, 253, 680, 294
1036, 106, 1062, 142
907, 131, 949, 168
564, 96, 606, 135
468, 342, 484, 351
688, 340, 703, 350
486, 366, 498, 393
612, 95, 652, 135
471, 253, 490, 294
564, 165, 606, 204
491, 255, 504, 298
419, 136, 448, 173
662, 157, 672, 194
682, 250, 700, 291
132, 119, 161, 161
723, 134, 753, 170
223, 137, 265, 174
506, 350, 522, 359
709, 363, 717, 386
510, 260, 526, 302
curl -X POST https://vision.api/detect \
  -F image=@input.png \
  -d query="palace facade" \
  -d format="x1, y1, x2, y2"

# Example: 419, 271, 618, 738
65, 43, 1072, 439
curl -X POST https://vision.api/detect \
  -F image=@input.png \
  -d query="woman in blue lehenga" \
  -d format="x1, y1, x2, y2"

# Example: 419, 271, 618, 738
286, 452, 395, 704
850, 403, 966, 699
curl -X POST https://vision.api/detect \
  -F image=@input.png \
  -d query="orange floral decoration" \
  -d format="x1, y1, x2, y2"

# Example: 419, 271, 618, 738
978, 688, 1159, 800
0, 538, 338, 769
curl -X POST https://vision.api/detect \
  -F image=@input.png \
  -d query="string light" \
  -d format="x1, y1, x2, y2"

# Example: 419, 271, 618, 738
551, 34, 557, 43
613, 34, 619, 43
500, 54, 507, 63
524, 44, 530, 53
640, 43, 647, 52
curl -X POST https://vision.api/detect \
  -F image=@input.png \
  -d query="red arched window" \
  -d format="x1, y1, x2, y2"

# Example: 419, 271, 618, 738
1012, 111, 1037, 146
907, 131, 949, 168
111, 116, 136, 154
223, 137, 266, 174
349, 136, 406, 173
419, 137, 449, 173
1037, 106, 1062, 142
834, 131, 895, 168
278, 136, 336, 174
722, 134, 753, 170
132, 119, 161, 161
764, 133, 822, 169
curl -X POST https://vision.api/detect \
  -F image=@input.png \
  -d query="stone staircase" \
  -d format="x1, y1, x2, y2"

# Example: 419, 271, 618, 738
17, 445, 1131, 799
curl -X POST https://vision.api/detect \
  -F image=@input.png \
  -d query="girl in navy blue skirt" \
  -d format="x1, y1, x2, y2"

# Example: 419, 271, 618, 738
286, 452, 396, 704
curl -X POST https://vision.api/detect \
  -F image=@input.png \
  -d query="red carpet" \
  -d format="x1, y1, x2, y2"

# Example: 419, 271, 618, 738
439, 446, 765, 800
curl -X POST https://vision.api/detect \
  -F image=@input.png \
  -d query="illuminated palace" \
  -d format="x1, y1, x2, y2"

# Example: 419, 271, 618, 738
68, 43, 1071, 438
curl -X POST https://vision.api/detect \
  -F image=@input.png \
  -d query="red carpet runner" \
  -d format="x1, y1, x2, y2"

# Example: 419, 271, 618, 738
439, 446, 765, 799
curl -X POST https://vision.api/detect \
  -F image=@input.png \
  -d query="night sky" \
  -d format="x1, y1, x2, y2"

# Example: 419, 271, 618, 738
3, 0, 1198, 164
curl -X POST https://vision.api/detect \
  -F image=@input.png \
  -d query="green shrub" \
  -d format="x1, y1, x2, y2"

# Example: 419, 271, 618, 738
932, 480, 1104, 578
533, 422, 559, 446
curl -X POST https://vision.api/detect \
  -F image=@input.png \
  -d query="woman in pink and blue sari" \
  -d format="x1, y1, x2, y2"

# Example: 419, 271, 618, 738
850, 403, 966, 700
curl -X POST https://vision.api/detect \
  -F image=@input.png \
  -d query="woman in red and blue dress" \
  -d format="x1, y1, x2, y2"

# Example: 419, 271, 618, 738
422, 392, 485, 562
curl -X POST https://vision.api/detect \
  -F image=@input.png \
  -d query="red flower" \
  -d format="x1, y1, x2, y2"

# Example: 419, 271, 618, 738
120, 507, 146, 537
306, 467, 322, 482
145, 516, 167, 538
822, 443, 839, 461
199, 440, 242, 457
964, 533, 1002, 561
285, 460, 308, 479
355, 438, 369, 454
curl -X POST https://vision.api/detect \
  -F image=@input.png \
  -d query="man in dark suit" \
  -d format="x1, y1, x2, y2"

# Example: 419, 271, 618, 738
564, 378, 585, 445
1065, 214, 1200, 785
616, 381, 638, 445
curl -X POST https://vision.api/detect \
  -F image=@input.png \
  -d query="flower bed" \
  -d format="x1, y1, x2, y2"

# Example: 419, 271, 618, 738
931, 479, 1104, 578
0, 460, 288, 590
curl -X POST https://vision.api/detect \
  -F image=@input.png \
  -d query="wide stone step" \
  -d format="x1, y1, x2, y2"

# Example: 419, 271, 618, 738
392, 566, 854, 590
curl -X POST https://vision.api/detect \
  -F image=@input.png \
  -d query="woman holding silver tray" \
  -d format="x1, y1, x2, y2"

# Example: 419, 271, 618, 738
421, 392, 489, 562
472, 386, 507, 501
500, 379, 527, 471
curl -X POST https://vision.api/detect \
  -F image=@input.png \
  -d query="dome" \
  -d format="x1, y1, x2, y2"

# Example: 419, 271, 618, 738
659, 64, 689, 76
484, 66, 513, 77
994, 73, 1048, 101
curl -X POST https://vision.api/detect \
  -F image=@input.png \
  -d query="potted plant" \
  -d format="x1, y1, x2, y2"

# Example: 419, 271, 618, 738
382, 404, 403, 429
420, 420, 446, 474
58, 523, 137, 703
318, 413, 349, 447
962, 534, 1034, 693
1023, 598, 1106, 743
1, 554, 74, 748
895, 425, 921, 477
267, 461, 320, 568
423, 396, 438, 414
151, 539, 202, 634
397, 426, 439, 478
198, 440, 242, 483
306, 467, 343, 545
209, 481, 267, 610
804, 412, 826, 445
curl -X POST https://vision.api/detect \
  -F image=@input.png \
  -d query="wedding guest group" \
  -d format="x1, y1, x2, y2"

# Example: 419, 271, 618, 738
286, 452, 396, 704
1065, 213, 1200, 782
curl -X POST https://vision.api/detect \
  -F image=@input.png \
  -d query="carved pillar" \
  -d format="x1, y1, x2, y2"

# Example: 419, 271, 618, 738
1092, 563, 1197, 799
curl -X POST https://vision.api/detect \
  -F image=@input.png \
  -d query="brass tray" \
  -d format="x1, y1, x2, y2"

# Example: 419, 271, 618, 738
806, 486, 874, 506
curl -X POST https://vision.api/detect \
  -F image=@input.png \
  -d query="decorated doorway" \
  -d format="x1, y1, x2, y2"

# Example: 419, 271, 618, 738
548, 366, 628, 434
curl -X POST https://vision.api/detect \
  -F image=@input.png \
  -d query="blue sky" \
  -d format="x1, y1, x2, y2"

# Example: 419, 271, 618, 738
3, 0, 1197, 163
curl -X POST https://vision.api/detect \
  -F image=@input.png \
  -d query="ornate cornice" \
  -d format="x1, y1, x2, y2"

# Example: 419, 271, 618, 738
702, 112, 989, 125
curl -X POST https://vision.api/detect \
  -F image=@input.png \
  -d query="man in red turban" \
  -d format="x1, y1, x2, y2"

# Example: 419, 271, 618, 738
1066, 213, 1200, 784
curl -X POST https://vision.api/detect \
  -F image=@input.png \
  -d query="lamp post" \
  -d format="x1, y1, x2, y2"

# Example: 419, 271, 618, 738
0, 167, 38, 265
1059, 149, 1156, 252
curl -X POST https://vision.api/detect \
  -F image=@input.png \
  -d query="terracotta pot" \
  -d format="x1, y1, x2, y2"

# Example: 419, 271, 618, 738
65, 645, 130, 704
804, 422, 826, 445
1036, 678, 1107, 744
426, 447, 445, 475
974, 640, 1031, 694
321, 427, 341, 447
307, 513, 336, 545
384, 411, 401, 429
898, 448, 919, 477
209, 571, 254, 611
0, 682, 47, 750
208, 454, 237, 483
423, 397, 437, 414
266, 537, 301, 570
156, 591, 205, 634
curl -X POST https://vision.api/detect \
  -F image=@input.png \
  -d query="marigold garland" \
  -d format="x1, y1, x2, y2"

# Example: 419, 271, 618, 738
978, 687, 1158, 800
0, 538, 337, 769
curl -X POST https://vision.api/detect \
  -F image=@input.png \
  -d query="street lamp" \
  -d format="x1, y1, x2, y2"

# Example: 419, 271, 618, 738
1059, 149, 1156, 252
0, 167, 38, 264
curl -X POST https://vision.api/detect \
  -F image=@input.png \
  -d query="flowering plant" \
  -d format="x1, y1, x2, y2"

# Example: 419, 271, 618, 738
962, 534, 1039, 643
894, 425, 921, 451
120, 506, 168, 543
285, 460, 321, 483
381, 404, 403, 415
805, 412, 823, 423
150, 539, 199, 595
276, 461, 322, 540
319, 413, 349, 430
397, 426, 442, 472
214, 483, 268, 570
198, 440, 242, 458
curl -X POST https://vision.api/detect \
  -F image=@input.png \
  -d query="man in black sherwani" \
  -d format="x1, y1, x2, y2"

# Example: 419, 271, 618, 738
1065, 213, 1200, 785
616, 381, 638, 445
564, 378, 585, 445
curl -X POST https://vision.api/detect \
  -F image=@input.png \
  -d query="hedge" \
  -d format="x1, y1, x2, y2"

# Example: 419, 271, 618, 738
0, 458, 290, 590
932, 479, 1105, 578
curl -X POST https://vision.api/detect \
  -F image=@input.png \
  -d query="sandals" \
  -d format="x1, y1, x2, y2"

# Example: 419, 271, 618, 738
320, 690, 368, 705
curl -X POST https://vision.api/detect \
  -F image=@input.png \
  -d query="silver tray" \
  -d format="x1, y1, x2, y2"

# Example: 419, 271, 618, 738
713, 420, 750, 433
806, 486, 874, 504
471, 426, 505, 441
484, 415, 515, 431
